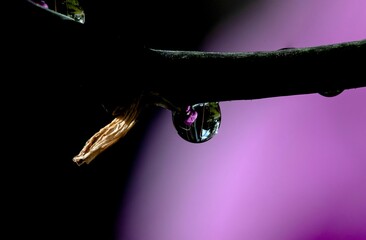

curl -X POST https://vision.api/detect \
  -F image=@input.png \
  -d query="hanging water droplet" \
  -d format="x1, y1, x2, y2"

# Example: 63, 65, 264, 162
319, 89, 344, 97
172, 102, 221, 143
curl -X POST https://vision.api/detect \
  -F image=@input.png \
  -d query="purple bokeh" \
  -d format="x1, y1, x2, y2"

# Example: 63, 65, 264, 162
118, 1, 366, 239
202, 0, 366, 51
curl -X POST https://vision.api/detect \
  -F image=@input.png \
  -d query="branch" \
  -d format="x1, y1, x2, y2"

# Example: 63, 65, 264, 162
143, 39, 366, 106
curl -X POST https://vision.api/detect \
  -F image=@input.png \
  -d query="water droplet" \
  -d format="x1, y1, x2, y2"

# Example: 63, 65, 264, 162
319, 89, 344, 97
172, 102, 221, 143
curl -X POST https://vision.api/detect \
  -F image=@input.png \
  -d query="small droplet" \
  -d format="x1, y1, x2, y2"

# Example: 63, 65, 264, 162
172, 102, 221, 143
319, 89, 344, 97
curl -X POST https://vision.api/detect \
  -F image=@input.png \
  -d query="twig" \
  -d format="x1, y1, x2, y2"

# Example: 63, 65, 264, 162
144, 39, 366, 106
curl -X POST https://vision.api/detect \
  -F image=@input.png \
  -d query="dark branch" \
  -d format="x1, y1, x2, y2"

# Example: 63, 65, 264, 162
144, 40, 366, 106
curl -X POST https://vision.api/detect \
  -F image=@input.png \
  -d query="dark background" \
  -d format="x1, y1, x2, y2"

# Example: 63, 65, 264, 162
6, 1, 254, 239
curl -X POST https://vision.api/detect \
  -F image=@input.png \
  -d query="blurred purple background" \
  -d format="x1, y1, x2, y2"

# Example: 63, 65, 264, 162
118, 1, 366, 239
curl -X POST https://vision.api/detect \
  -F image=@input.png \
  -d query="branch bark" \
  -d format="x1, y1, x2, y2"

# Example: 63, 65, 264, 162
144, 40, 366, 106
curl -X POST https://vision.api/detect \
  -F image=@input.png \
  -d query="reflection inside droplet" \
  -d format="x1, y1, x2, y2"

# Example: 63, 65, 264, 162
172, 102, 221, 143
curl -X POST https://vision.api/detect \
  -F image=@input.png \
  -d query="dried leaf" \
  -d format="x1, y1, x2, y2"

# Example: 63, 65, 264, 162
73, 99, 142, 166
